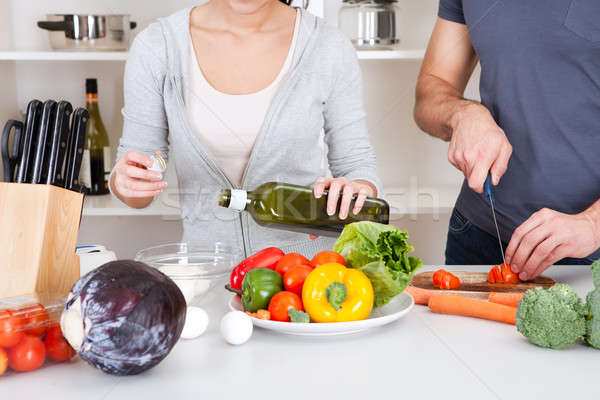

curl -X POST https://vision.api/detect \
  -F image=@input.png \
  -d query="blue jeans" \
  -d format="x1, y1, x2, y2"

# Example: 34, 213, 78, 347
445, 208, 592, 265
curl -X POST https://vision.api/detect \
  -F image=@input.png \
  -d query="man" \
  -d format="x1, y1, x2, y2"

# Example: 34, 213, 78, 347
414, 0, 600, 279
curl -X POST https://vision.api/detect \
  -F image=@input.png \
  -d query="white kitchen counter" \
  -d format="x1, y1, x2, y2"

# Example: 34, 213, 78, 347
1, 265, 598, 399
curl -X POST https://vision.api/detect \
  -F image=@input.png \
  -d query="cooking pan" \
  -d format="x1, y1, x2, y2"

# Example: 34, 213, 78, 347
37, 14, 137, 51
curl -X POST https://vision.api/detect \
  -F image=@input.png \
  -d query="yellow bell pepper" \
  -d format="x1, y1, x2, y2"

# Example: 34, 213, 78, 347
302, 263, 374, 323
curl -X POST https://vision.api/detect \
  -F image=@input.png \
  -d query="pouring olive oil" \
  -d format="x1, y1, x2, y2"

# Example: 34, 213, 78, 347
218, 182, 389, 237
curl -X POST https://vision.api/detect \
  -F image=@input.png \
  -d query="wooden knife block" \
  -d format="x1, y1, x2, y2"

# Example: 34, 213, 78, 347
0, 183, 83, 298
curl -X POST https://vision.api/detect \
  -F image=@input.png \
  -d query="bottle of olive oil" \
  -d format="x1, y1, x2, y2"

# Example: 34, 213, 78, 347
80, 78, 110, 195
218, 182, 390, 237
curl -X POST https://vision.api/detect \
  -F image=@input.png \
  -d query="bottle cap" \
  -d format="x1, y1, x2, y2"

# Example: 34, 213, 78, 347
149, 153, 167, 173
86, 78, 98, 94
228, 189, 248, 211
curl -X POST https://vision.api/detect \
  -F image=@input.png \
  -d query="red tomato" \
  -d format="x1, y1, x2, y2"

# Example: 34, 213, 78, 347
22, 304, 49, 337
311, 251, 345, 267
0, 347, 7, 376
45, 324, 76, 362
275, 253, 312, 276
0, 310, 25, 348
283, 265, 313, 296
8, 334, 45, 372
268, 291, 304, 322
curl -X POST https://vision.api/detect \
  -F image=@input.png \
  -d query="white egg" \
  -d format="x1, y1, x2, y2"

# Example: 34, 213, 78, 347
220, 311, 253, 345
180, 307, 209, 340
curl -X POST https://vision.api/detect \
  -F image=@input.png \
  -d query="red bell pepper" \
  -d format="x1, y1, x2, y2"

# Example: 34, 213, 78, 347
229, 247, 285, 290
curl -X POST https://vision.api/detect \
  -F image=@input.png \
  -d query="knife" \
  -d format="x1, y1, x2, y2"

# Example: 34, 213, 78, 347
64, 108, 89, 191
2, 120, 24, 182
30, 100, 57, 184
16, 100, 42, 183
44, 101, 73, 185
484, 173, 507, 265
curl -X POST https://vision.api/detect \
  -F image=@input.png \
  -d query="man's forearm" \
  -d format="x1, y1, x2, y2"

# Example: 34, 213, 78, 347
414, 74, 479, 142
582, 199, 600, 249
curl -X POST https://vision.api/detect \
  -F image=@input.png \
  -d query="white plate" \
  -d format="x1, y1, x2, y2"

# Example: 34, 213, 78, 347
228, 292, 414, 337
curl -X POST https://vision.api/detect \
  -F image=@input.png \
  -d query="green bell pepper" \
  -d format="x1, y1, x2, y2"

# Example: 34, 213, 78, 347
241, 268, 283, 313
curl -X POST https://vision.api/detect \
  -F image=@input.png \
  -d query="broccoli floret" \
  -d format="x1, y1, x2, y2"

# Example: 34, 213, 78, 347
585, 260, 600, 349
516, 284, 586, 349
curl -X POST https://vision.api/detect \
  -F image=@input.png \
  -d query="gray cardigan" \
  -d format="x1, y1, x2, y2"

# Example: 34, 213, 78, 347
115, 8, 382, 259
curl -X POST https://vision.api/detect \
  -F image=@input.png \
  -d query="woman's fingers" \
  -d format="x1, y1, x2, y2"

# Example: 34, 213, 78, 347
353, 188, 369, 215
123, 150, 154, 169
339, 184, 355, 220
122, 164, 163, 181
313, 177, 331, 199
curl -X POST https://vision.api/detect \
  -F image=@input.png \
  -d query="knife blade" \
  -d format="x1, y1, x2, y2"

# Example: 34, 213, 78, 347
44, 101, 73, 185
484, 173, 507, 265
64, 108, 89, 191
31, 100, 57, 184
2, 120, 24, 182
16, 100, 42, 183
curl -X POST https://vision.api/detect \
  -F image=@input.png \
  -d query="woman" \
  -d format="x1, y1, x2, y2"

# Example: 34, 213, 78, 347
110, 0, 381, 257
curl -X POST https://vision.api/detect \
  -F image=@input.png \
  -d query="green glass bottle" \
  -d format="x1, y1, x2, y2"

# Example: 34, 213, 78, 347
218, 182, 390, 237
80, 78, 110, 195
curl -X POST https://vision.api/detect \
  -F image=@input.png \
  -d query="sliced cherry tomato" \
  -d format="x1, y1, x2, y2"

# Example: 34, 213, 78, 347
432, 269, 446, 287
0, 347, 7, 376
283, 265, 314, 296
44, 323, 76, 362
432, 269, 460, 290
275, 253, 312, 276
311, 251, 345, 268
500, 263, 520, 284
268, 291, 304, 322
0, 310, 25, 348
22, 304, 49, 337
8, 334, 45, 372
488, 264, 519, 284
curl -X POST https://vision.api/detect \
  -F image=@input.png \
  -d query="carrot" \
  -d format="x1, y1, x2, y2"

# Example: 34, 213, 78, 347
488, 292, 524, 308
406, 286, 434, 305
428, 294, 517, 325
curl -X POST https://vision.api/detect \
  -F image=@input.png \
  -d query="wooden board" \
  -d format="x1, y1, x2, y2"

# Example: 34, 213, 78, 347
410, 271, 556, 300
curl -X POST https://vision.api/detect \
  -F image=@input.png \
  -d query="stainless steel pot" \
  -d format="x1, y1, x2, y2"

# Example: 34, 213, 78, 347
339, 0, 401, 50
37, 14, 137, 51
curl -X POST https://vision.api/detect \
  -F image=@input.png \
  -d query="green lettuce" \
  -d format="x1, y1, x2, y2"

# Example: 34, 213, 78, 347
333, 222, 422, 307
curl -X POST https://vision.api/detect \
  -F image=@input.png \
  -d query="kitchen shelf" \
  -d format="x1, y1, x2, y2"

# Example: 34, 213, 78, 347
82, 185, 459, 217
83, 194, 181, 217
0, 50, 129, 61
356, 49, 425, 60
0, 49, 425, 62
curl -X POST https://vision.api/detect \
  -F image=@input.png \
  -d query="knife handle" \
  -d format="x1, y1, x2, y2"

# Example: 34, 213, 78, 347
484, 173, 494, 204
31, 100, 57, 184
64, 108, 89, 190
45, 101, 73, 185
16, 100, 43, 183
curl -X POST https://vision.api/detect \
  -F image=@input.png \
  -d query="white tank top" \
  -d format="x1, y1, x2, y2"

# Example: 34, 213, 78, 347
187, 10, 300, 187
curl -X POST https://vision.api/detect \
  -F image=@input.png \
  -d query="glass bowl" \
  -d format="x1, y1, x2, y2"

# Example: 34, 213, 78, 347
135, 242, 239, 306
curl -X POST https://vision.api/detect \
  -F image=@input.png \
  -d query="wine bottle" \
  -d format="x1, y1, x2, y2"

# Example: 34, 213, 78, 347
218, 182, 390, 237
80, 78, 110, 195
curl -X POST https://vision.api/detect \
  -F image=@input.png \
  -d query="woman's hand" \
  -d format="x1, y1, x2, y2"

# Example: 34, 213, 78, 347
111, 151, 167, 207
313, 177, 376, 220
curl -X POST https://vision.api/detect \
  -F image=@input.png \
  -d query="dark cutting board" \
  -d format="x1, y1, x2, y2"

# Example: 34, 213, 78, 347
410, 271, 556, 300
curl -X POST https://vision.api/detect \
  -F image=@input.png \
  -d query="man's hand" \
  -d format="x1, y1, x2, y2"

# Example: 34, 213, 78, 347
505, 208, 600, 280
448, 103, 513, 193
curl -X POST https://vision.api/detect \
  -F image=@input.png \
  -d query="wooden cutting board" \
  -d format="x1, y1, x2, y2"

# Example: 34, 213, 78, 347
409, 271, 556, 300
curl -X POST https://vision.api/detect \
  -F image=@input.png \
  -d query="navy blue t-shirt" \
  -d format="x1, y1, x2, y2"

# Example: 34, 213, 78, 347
439, 0, 600, 258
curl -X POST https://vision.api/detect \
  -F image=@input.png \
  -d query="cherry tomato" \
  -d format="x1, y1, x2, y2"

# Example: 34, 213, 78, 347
432, 269, 446, 287
311, 251, 345, 267
0, 310, 25, 348
275, 253, 312, 276
283, 265, 314, 296
8, 334, 45, 372
268, 291, 304, 322
45, 323, 76, 362
432, 269, 460, 290
500, 264, 520, 284
22, 304, 49, 337
0, 347, 7, 376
